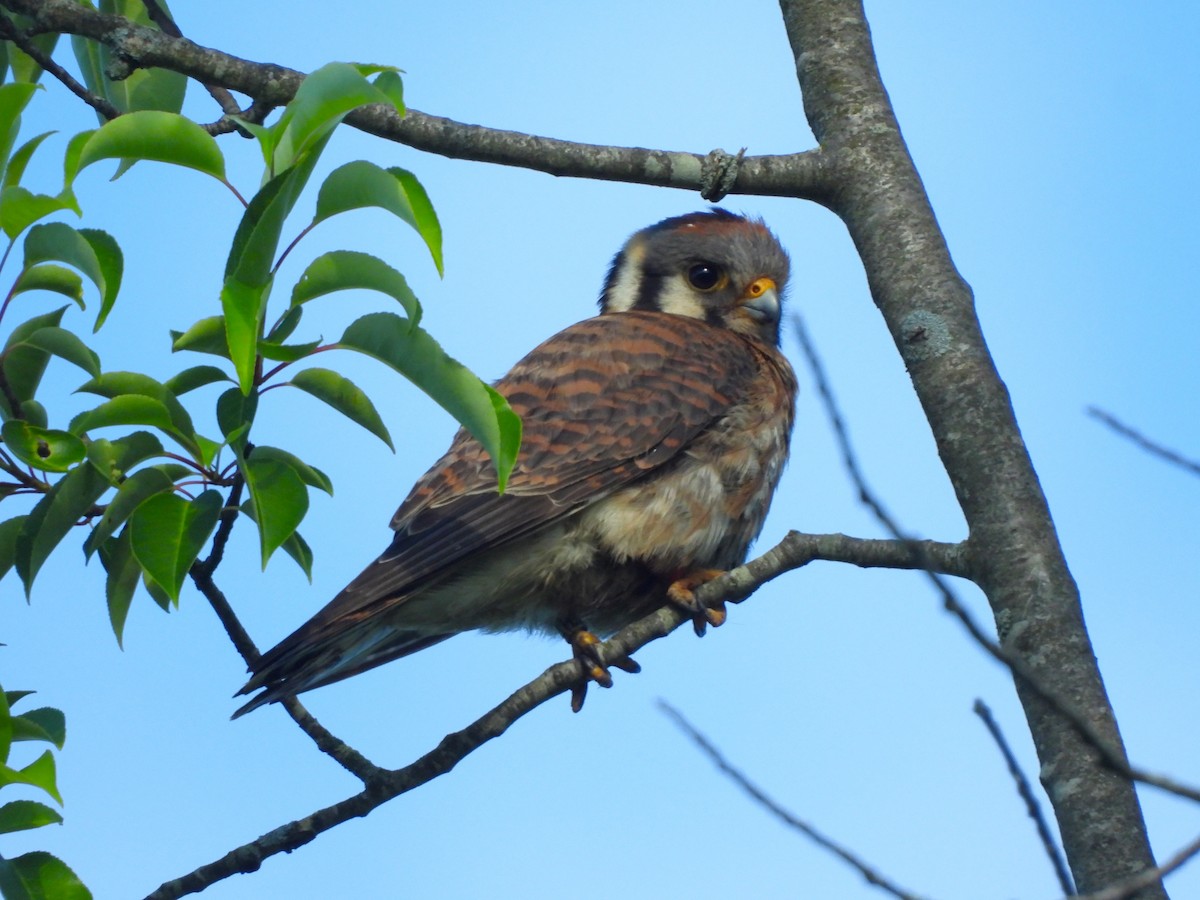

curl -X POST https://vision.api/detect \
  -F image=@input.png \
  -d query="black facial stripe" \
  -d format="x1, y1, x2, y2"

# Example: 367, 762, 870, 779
632, 272, 666, 311
597, 249, 626, 310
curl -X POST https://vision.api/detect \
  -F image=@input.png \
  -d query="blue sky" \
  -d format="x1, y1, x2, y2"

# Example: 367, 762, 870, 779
4, 1, 1199, 898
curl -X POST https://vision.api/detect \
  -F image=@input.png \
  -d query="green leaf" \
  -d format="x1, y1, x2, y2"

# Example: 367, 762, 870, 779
290, 249, 420, 322
371, 70, 405, 110
22, 223, 107, 303
4, 131, 55, 190
289, 367, 393, 450
60, 130, 93, 190
11, 707, 65, 749
338, 312, 521, 489
170, 316, 230, 359
68, 395, 181, 449
0, 421, 86, 473
313, 163, 441, 275
258, 338, 320, 362
75, 111, 225, 181
78, 228, 123, 329
240, 456, 308, 568
163, 365, 231, 396
225, 143, 325, 287
0, 800, 62, 834
221, 280, 267, 394
85, 431, 165, 485
98, 527, 139, 646
128, 490, 222, 602
215, 387, 256, 451
17, 327, 101, 378
279, 529, 313, 581
72, 372, 199, 456
0, 851, 91, 900
142, 570, 172, 611
17, 401, 47, 428
247, 446, 332, 495
0, 84, 39, 171
271, 62, 403, 173
0, 516, 27, 582
14, 462, 108, 593
3, 308, 66, 350
238, 501, 314, 580
0, 690, 10, 763
0, 750, 60, 803
5, 29, 58, 85
0, 307, 67, 407
266, 305, 303, 343
83, 466, 178, 559
0, 187, 72, 240
10, 265, 84, 307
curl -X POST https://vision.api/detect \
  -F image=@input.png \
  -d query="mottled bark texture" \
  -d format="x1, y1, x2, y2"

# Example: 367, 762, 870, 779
777, 1, 1162, 894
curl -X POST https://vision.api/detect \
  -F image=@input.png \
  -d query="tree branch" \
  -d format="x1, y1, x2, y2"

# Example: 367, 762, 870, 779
0, 10, 119, 119
1087, 407, 1200, 479
974, 699, 1074, 895
0, 0, 832, 200
777, 1, 1163, 893
148, 529, 969, 899
659, 700, 931, 900
1075, 832, 1200, 900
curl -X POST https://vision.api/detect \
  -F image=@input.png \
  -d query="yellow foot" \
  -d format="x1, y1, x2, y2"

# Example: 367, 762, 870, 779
559, 622, 641, 713
667, 568, 728, 636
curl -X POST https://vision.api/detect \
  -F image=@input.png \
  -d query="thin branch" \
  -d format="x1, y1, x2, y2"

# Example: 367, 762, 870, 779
0, 0, 832, 201
1075, 832, 1200, 900
658, 701, 932, 900
0, 12, 120, 120
974, 699, 1075, 895
1087, 407, 1200, 479
793, 309, 1200, 812
187, 567, 383, 784
149, 529, 970, 899
138, 0, 240, 115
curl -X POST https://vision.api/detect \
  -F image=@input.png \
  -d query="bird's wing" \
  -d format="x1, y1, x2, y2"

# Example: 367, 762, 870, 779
348, 310, 759, 601
242, 311, 761, 687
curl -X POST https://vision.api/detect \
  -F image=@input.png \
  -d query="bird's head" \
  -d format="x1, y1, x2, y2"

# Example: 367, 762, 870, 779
598, 209, 790, 345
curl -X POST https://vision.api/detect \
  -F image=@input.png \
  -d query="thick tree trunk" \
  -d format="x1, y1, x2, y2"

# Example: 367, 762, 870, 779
777, 1, 1163, 894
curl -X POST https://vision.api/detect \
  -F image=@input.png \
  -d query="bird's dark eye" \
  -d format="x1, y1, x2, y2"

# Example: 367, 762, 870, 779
687, 263, 725, 291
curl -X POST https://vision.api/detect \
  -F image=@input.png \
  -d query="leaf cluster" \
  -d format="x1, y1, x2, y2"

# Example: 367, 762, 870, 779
0, 22, 523, 898
0, 689, 87, 900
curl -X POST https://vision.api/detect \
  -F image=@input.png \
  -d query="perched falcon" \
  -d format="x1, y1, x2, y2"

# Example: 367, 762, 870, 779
234, 209, 797, 717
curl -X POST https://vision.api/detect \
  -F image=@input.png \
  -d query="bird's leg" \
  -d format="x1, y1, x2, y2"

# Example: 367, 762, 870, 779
667, 568, 728, 636
557, 618, 640, 713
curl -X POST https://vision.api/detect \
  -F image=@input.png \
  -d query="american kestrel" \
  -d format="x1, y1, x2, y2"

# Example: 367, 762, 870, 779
234, 209, 796, 716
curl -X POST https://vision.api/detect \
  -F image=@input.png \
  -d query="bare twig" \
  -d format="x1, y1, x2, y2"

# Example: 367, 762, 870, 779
1087, 407, 1200, 479
974, 699, 1075, 895
793, 311, 1200, 811
658, 701, 932, 900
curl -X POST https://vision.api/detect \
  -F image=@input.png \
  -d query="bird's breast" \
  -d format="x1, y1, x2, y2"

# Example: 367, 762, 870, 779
581, 348, 795, 573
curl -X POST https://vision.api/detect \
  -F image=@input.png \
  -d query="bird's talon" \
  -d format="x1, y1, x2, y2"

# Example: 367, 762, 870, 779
570, 684, 588, 713
611, 655, 641, 674
668, 569, 728, 636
